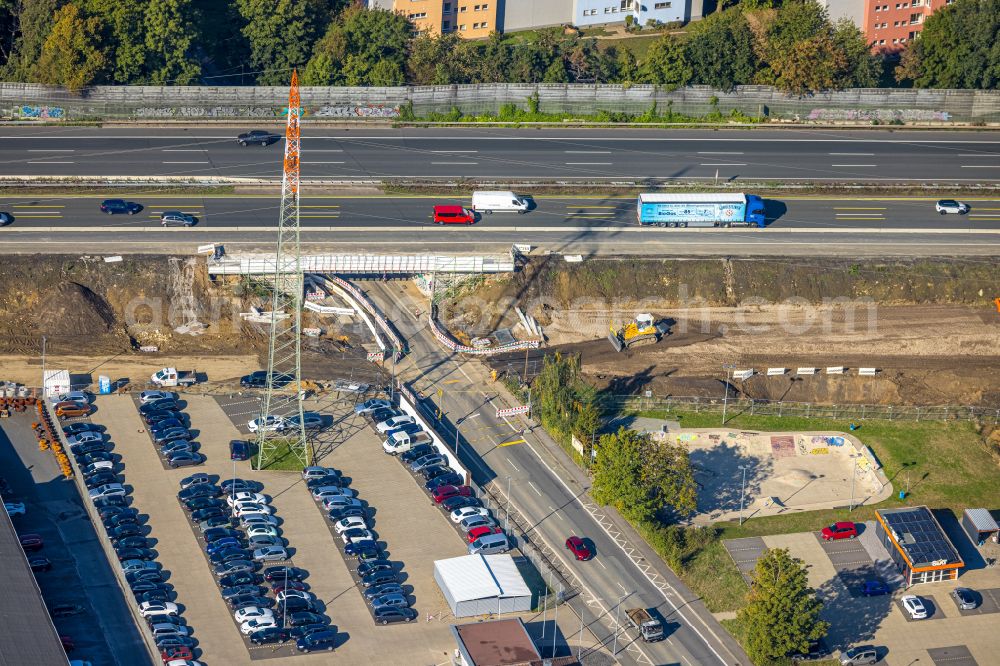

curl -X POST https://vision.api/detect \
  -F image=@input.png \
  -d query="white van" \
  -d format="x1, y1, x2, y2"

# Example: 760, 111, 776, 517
468, 532, 510, 555
471, 191, 528, 214
382, 430, 433, 455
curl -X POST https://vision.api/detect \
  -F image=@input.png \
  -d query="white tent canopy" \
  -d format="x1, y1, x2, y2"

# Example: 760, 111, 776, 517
434, 554, 532, 617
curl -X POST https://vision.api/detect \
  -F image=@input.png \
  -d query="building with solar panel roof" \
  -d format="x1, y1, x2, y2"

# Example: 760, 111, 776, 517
875, 506, 964, 585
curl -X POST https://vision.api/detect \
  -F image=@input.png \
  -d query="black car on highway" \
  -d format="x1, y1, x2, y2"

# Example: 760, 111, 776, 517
100, 199, 142, 215
237, 130, 278, 147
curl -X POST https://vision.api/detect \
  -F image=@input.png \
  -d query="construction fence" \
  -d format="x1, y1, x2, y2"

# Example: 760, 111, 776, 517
600, 394, 1000, 425
2, 83, 999, 123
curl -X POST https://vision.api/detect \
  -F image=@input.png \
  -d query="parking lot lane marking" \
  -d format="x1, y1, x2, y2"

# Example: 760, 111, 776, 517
617, 581, 628, 593
597, 559, 608, 570
505, 457, 519, 472
528, 481, 542, 497
497, 438, 526, 448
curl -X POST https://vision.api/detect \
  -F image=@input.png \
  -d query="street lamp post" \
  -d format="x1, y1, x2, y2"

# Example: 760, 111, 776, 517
453, 419, 461, 459
504, 475, 511, 532
738, 464, 748, 526
551, 582, 561, 658
721, 363, 737, 426
577, 606, 585, 661
849, 457, 858, 511
612, 593, 626, 656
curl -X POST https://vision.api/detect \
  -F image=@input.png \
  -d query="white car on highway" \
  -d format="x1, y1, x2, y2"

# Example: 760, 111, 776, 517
935, 199, 969, 215
450, 507, 490, 524
234, 606, 274, 624
334, 516, 368, 534
375, 415, 415, 434
247, 415, 285, 433
227, 492, 268, 507
901, 595, 927, 619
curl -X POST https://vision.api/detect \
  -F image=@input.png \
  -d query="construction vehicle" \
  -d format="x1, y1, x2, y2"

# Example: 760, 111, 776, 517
625, 608, 665, 642
608, 314, 668, 352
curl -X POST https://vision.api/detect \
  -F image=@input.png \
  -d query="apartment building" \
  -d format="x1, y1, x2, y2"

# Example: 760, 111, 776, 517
374, 0, 698, 36
863, 0, 951, 53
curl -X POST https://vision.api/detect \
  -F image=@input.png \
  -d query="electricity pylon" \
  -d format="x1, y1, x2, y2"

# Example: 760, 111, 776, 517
255, 70, 310, 470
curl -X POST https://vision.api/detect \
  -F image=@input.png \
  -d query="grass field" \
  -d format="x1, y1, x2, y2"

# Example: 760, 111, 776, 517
632, 409, 1000, 615
251, 438, 313, 472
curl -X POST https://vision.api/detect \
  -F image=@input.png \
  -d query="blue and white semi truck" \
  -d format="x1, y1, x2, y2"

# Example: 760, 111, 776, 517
636, 193, 766, 228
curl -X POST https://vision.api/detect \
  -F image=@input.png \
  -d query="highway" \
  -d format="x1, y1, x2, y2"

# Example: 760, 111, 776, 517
364, 280, 750, 666
2, 127, 1000, 182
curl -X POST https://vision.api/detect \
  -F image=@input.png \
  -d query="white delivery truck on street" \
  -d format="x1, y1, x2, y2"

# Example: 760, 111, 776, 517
471, 191, 529, 214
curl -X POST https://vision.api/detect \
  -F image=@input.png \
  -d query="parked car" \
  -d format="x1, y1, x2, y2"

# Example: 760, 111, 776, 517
410, 454, 447, 473
192, 507, 227, 523
460, 515, 496, 532
67, 432, 103, 447
306, 475, 346, 490
371, 593, 410, 610
29, 556, 52, 572
271, 580, 308, 594
901, 595, 927, 619
284, 413, 324, 430
361, 570, 398, 588
100, 199, 142, 215
167, 452, 202, 468
249, 627, 289, 645
203, 527, 242, 542
179, 484, 220, 501
400, 444, 436, 464
355, 398, 392, 415
322, 497, 363, 513
296, 630, 337, 653
115, 536, 153, 550
160, 211, 196, 227
334, 516, 368, 534
821, 522, 857, 541
159, 646, 194, 662
441, 495, 483, 512
363, 582, 405, 602
228, 492, 268, 507
5, 501, 26, 515
150, 418, 187, 435
565, 536, 592, 561
375, 415, 415, 434
286, 611, 327, 627
345, 539, 380, 557
126, 570, 165, 585
115, 547, 156, 562
139, 399, 178, 414
49, 604, 85, 618
263, 566, 307, 582
221, 584, 267, 600
230, 440, 250, 461
240, 617, 278, 635
434, 485, 473, 503
467, 526, 503, 543
246, 525, 279, 538
247, 415, 285, 433
209, 548, 252, 565
139, 602, 179, 618
952, 587, 978, 610
139, 390, 173, 404
219, 572, 262, 588
301, 466, 340, 481
143, 410, 178, 425
327, 505, 366, 521
450, 507, 490, 524
121, 559, 159, 574
287, 623, 328, 639
63, 422, 102, 436
424, 471, 462, 488
374, 607, 418, 624
340, 528, 376, 544
153, 428, 192, 444
368, 407, 402, 424
253, 546, 288, 562
184, 497, 225, 513
248, 535, 283, 550
840, 646, 879, 665
215, 560, 256, 577
179, 473, 211, 490
313, 486, 355, 501
234, 606, 273, 623
861, 580, 890, 597
276, 596, 315, 614
241, 514, 279, 528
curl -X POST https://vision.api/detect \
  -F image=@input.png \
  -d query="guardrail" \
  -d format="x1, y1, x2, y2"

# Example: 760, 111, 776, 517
428, 307, 540, 357
324, 276, 407, 355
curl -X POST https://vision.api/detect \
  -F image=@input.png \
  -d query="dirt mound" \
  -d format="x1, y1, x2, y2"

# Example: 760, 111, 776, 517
35, 282, 119, 336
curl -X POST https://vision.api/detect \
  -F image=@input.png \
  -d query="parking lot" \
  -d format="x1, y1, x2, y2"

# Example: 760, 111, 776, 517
94, 390, 487, 665
725, 523, 1000, 665
0, 413, 148, 666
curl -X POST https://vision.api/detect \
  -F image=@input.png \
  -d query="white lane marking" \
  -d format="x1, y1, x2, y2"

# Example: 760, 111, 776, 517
161, 149, 205, 152
9, 134, 1000, 143
549, 505, 566, 522
565, 162, 612, 165
306, 162, 345, 164
699, 163, 746, 166
308, 149, 343, 152
565, 150, 612, 154
527, 481, 542, 497
506, 457, 519, 472
28, 161, 74, 164
430, 161, 477, 165
597, 559, 608, 570
430, 150, 478, 153
831, 164, 877, 167
617, 581, 628, 593
960, 165, 1000, 168
835, 213, 885, 217
27, 149, 74, 152
829, 152, 875, 155
697, 151, 744, 155
162, 161, 209, 164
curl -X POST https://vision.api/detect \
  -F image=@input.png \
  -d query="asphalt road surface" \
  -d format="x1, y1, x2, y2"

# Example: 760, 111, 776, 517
2, 193, 999, 230
2, 127, 1000, 182
364, 280, 749, 666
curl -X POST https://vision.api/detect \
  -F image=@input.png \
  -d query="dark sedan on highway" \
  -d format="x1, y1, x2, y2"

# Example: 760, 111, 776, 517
100, 199, 142, 215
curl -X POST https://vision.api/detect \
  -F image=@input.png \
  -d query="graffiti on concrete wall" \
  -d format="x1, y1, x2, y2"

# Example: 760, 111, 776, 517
18, 105, 65, 119
807, 108, 952, 122
134, 104, 400, 119
311, 104, 400, 118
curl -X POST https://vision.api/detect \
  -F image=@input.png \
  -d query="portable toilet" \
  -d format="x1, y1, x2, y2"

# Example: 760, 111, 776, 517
98, 375, 112, 395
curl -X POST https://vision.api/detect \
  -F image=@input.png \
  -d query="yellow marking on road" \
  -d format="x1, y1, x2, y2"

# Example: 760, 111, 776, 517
443, 379, 461, 384
497, 438, 526, 448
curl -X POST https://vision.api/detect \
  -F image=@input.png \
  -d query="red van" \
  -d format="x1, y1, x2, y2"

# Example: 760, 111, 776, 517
433, 205, 475, 225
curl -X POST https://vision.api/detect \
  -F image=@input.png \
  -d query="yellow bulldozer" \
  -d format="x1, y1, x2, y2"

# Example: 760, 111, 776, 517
608, 313, 669, 352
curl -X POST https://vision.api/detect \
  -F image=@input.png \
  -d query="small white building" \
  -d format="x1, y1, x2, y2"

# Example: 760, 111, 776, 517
43, 370, 71, 398
434, 554, 532, 618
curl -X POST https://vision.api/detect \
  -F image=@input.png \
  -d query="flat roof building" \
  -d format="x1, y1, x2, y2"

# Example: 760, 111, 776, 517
875, 506, 963, 585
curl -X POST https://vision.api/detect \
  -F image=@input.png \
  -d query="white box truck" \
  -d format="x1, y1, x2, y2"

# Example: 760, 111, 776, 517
471, 191, 528, 214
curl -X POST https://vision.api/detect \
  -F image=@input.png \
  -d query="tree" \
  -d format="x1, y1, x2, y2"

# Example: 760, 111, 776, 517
34, 3, 108, 90
616, 46, 639, 84
831, 18, 882, 88
591, 428, 697, 522
237, 0, 327, 85
771, 33, 846, 93
738, 548, 829, 664
685, 9, 759, 90
305, 5, 411, 86
542, 57, 568, 83
408, 33, 462, 85
80, 0, 146, 83
143, 0, 200, 84
2, 0, 61, 81
639, 34, 692, 88
900, 0, 1000, 89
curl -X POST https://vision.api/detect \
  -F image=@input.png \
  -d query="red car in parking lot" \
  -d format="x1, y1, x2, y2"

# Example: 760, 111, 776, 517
19, 533, 44, 552
565, 536, 592, 561
821, 522, 858, 541
433, 485, 473, 503
161, 645, 194, 662
467, 526, 502, 543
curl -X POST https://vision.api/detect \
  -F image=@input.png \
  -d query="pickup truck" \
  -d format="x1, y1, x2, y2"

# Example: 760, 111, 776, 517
150, 367, 198, 388
625, 608, 665, 642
